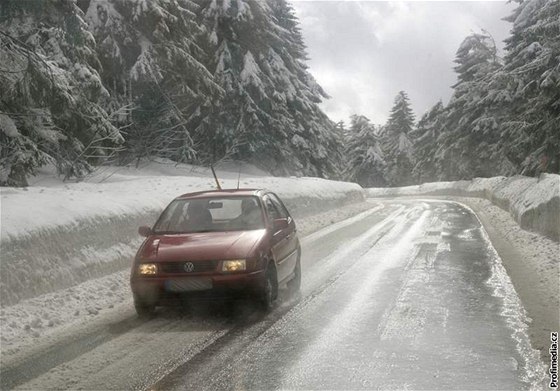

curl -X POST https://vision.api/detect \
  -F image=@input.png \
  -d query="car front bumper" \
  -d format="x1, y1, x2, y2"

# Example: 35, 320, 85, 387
130, 270, 266, 305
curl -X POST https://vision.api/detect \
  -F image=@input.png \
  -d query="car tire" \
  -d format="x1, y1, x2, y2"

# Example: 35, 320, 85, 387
134, 300, 156, 318
287, 252, 301, 293
259, 263, 278, 312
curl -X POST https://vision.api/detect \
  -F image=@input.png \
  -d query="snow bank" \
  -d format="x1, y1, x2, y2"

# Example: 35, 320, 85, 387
368, 174, 560, 241
0, 160, 364, 306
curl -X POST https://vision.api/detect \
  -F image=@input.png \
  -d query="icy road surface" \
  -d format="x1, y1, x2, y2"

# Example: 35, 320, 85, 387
5, 200, 545, 390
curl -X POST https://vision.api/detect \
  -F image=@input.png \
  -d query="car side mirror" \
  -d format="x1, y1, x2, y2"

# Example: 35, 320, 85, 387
138, 226, 153, 237
273, 218, 289, 231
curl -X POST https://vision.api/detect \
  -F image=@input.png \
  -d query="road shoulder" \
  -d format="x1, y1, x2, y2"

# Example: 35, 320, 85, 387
457, 197, 559, 364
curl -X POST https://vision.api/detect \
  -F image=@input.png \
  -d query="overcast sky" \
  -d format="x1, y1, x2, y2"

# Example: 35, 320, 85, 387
291, 1, 515, 125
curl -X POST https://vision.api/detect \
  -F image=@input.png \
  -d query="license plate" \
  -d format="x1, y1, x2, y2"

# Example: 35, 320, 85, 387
164, 278, 213, 292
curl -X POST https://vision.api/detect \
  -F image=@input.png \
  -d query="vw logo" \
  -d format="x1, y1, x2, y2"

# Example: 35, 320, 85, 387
183, 262, 195, 272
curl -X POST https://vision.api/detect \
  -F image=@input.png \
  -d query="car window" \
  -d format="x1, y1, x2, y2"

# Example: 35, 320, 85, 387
208, 198, 241, 220
154, 199, 189, 232
153, 196, 264, 233
263, 196, 281, 221
268, 193, 290, 219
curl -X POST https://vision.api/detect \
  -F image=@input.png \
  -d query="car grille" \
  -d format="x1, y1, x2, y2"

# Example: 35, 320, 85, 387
160, 261, 218, 274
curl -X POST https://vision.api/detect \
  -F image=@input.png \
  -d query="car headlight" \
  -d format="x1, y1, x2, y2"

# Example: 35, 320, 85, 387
222, 259, 246, 272
138, 263, 157, 275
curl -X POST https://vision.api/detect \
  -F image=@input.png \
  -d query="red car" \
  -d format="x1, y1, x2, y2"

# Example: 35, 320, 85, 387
130, 189, 301, 316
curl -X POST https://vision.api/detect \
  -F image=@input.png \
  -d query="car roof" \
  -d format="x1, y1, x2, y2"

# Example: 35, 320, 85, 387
175, 188, 267, 200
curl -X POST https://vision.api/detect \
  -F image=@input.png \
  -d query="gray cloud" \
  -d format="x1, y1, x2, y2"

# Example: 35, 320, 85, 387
292, 1, 515, 125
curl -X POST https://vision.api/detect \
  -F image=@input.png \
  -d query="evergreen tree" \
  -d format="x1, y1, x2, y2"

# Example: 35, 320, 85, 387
191, 0, 342, 177
84, 0, 222, 164
410, 101, 445, 183
0, 0, 346, 185
436, 32, 513, 180
380, 91, 415, 186
345, 115, 386, 187
0, 0, 123, 186
498, 0, 560, 174
331, 120, 347, 179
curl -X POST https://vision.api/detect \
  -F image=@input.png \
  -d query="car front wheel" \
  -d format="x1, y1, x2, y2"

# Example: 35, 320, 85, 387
259, 264, 278, 311
287, 253, 301, 293
134, 299, 155, 318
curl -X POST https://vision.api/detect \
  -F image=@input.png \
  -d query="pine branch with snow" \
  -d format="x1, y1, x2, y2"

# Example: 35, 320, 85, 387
0, 1, 123, 186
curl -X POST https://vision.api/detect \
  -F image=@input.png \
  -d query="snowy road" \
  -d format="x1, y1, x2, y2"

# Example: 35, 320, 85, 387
3, 200, 545, 390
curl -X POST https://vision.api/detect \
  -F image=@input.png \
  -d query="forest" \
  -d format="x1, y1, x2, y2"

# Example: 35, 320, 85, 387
0, 0, 558, 187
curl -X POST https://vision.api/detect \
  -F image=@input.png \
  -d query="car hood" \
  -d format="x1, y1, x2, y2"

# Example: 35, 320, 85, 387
139, 229, 267, 262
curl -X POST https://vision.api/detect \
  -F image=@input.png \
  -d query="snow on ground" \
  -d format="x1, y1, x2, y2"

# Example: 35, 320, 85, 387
457, 197, 558, 306
2, 164, 557, 367
0, 201, 377, 366
0, 159, 365, 306
1, 159, 363, 241
457, 197, 559, 365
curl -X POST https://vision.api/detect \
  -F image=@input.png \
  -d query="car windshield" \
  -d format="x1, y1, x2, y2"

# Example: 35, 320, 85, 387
153, 196, 265, 234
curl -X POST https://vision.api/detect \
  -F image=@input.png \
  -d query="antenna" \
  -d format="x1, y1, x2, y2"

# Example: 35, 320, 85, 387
236, 166, 241, 190
210, 165, 222, 190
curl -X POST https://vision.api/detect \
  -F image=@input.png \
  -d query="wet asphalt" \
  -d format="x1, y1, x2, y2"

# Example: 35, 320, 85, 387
8, 200, 546, 390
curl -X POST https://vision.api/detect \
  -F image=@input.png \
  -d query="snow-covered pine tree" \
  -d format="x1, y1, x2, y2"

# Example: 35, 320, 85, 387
410, 101, 446, 183
269, 0, 343, 177
329, 120, 347, 179
436, 32, 513, 180
0, 0, 123, 186
380, 91, 415, 186
499, 0, 560, 175
344, 115, 386, 187
84, 0, 222, 164
191, 0, 342, 177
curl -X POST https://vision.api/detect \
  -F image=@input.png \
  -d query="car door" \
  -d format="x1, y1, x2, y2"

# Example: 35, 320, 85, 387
269, 193, 298, 278
263, 195, 292, 283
